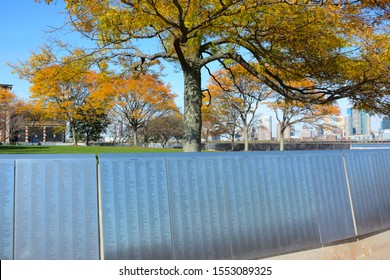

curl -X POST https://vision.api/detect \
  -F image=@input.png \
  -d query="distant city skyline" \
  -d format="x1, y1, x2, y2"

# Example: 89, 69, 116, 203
255, 108, 388, 141
345, 109, 371, 136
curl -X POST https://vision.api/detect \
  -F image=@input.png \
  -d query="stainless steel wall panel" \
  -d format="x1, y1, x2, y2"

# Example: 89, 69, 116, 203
99, 157, 173, 260
309, 152, 356, 244
368, 151, 390, 229
0, 160, 14, 260
14, 156, 99, 260
269, 154, 321, 253
223, 155, 280, 259
166, 157, 232, 259
344, 151, 383, 235
96, 151, 390, 260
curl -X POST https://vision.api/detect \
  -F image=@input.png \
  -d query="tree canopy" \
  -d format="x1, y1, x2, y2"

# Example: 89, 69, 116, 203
144, 113, 183, 147
0, 88, 29, 143
33, 0, 390, 151
111, 74, 178, 146
207, 65, 270, 151
15, 48, 113, 145
268, 95, 340, 150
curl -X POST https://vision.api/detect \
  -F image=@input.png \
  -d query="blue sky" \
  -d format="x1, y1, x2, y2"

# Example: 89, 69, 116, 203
0, 1, 381, 132
0, 1, 66, 99
0, 0, 185, 107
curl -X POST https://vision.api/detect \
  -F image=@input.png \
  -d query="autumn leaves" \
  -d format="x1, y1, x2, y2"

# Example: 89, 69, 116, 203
17, 1, 390, 150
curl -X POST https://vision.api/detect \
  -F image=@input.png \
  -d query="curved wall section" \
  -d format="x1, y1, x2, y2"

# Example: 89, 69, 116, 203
344, 150, 390, 235
309, 152, 356, 244
98, 151, 360, 259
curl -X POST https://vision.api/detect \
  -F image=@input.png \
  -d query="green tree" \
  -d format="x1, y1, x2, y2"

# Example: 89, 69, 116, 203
144, 113, 183, 147
34, 1, 390, 151
72, 108, 110, 146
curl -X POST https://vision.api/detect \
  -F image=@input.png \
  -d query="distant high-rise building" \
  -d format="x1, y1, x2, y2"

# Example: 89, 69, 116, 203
276, 123, 291, 140
364, 113, 371, 135
334, 116, 345, 139
345, 108, 371, 136
301, 127, 315, 139
258, 116, 272, 140
344, 115, 351, 138
381, 118, 390, 130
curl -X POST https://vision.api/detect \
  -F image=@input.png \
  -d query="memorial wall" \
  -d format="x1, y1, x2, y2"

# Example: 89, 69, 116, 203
0, 159, 14, 260
99, 156, 173, 260
0, 151, 389, 260
344, 150, 390, 235
0, 155, 99, 260
97, 151, 386, 260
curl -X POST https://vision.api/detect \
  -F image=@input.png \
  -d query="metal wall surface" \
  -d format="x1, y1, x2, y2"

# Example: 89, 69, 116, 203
166, 156, 232, 259
14, 155, 99, 260
99, 156, 173, 260
309, 152, 356, 244
98, 152, 365, 260
223, 155, 281, 259
365, 151, 390, 229
3, 150, 388, 260
0, 160, 14, 260
268, 154, 321, 253
343, 151, 383, 235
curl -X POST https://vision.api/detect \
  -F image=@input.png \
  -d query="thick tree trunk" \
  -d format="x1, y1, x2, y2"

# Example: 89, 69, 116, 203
71, 125, 78, 146
243, 124, 249, 152
279, 131, 285, 151
133, 128, 138, 146
183, 67, 202, 152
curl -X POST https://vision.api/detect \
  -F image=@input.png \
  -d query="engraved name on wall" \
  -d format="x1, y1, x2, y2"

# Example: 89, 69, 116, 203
14, 156, 99, 260
0, 160, 15, 260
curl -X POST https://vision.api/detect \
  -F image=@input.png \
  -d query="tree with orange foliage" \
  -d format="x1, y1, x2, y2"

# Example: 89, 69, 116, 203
15, 48, 114, 145
33, 0, 390, 152
201, 94, 227, 145
22, 101, 57, 143
268, 93, 340, 151
206, 65, 270, 151
0, 88, 30, 143
111, 74, 179, 146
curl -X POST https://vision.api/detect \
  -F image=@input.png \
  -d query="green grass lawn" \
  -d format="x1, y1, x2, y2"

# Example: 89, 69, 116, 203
0, 144, 182, 155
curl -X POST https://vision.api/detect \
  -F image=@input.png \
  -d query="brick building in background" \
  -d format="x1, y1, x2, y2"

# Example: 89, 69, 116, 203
1, 83, 65, 144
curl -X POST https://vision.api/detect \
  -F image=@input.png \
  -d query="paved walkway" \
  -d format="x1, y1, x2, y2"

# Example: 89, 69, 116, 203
266, 229, 390, 260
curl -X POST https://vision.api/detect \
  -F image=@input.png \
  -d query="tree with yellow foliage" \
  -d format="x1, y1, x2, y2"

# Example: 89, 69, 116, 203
15, 48, 114, 145
268, 91, 340, 151
34, 0, 390, 151
207, 65, 270, 151
111, 74, 178, 146
201, 95, 228, 145
0, 88, 30, 143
